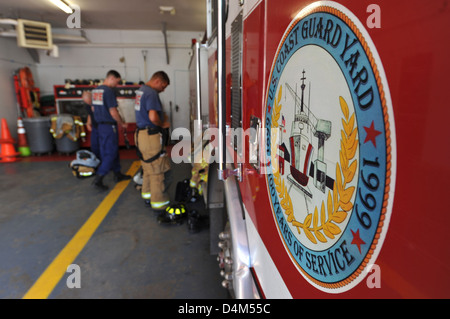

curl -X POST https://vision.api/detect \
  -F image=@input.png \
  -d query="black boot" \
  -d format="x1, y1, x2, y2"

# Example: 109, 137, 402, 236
114, 172, 131, 182
187, 210, 201, 233
92, 175, 108, 191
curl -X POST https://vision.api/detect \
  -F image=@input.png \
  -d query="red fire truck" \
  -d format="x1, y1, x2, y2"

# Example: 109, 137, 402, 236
189, 0, 450, 298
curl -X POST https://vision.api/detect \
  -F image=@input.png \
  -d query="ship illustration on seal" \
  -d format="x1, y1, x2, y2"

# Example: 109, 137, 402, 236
277, 70, 334, 199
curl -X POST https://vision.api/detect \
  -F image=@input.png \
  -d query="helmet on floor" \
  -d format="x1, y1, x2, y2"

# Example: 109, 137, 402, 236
157, 204, 186, 225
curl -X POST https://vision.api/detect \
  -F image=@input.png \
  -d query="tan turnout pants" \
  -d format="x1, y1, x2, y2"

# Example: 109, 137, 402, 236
136, 130, 171, 210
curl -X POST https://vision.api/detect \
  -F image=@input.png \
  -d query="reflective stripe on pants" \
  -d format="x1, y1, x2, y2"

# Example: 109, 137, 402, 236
135, 130, 171, 209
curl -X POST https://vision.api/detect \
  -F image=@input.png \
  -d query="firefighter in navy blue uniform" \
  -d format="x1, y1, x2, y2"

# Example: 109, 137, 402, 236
82, 90, 100, 160
91, 70, 131, 191
134, 71, 185, 222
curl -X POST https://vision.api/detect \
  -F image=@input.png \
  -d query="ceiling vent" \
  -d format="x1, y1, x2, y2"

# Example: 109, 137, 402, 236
16, 19, 53, 50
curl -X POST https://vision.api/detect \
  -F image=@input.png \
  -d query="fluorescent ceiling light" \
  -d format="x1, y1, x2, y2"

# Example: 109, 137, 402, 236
49, 0, 73, 14
159, 6, 176, 15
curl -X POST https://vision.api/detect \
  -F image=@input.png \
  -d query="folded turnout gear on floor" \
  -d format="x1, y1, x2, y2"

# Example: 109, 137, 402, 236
69, 149, 100, 178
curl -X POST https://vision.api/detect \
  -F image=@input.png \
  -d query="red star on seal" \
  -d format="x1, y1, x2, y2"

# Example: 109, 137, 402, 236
363, 121, 382, 147
351, 229, 366, 254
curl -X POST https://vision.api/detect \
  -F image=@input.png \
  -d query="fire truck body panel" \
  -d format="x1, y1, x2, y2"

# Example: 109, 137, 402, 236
201, 0, 450, 298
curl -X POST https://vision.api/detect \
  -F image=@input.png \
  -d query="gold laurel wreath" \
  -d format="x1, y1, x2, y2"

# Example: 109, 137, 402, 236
272, 86, 358, 244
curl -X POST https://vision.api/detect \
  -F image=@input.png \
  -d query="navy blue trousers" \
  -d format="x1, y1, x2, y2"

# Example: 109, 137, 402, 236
90, 126, 100, 160
97, 124, 121, 176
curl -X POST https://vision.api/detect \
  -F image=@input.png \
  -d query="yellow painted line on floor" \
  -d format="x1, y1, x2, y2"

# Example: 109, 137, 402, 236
23, 161, 141, 299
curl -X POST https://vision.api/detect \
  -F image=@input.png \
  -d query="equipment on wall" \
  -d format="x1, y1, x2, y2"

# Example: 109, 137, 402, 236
54, 83, 139, 148
14, 67, 41, 118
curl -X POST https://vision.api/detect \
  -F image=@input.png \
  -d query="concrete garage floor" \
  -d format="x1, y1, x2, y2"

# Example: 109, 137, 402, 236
0, 150, 228, 299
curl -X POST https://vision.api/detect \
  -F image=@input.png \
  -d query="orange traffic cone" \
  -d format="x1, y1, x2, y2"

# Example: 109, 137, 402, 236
0, 118, 20, 163
17, 117, 31, 157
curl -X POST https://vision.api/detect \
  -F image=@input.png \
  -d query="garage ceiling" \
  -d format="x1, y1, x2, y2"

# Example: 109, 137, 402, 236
0, 0, 207, 31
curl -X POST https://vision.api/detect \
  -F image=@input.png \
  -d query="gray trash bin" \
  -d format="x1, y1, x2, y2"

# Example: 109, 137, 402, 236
55, 135, 79, 154
23, 117, 54, 155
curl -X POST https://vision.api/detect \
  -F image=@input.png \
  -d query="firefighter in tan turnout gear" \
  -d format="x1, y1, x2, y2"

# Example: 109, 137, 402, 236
134, 71, 185, 223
